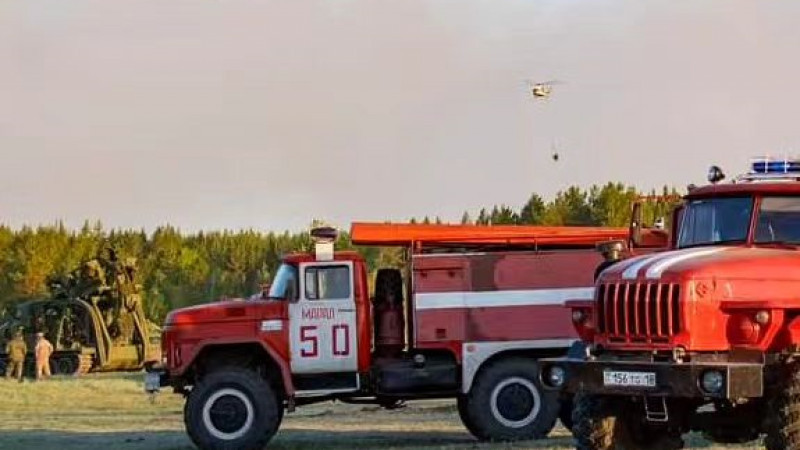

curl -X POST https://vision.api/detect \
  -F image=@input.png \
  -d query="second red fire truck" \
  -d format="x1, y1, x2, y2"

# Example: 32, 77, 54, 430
541, 158, 800, 449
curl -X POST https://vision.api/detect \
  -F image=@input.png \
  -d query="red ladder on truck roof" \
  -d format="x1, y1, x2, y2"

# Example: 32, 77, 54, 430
350, 222, 668, 251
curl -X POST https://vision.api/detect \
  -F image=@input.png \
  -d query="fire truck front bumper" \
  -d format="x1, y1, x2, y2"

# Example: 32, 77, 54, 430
539, 356, 764, 399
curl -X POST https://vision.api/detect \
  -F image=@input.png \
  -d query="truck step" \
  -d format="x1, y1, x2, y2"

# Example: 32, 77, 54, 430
644, 396, 669, 422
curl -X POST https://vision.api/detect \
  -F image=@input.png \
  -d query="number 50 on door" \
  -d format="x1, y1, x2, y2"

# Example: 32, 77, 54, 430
299, 324, 351, 358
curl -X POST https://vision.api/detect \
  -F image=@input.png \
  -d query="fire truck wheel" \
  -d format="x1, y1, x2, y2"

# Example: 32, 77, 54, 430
765, 363, 800, 450
572, 394, 683, 450
558, 394, 574, 431
461, 358, 558, 441
185, 367, 282, 450
457, 395, 478, 433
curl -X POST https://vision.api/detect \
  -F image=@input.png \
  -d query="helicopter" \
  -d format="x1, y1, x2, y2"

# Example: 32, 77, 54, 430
527, 80, 562, 99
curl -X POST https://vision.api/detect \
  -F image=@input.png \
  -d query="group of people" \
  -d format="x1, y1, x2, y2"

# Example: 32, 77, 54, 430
4, 330, 54, 382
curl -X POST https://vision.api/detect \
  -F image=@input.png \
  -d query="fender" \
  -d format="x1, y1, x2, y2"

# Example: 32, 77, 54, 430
461, 339, 577, 393
175, 337, 295, 397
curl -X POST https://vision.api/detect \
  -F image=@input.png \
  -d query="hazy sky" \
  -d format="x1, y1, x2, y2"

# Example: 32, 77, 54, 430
3, 1, 800, 232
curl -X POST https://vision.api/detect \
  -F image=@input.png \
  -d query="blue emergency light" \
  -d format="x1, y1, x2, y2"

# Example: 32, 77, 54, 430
751, 157, 800, 174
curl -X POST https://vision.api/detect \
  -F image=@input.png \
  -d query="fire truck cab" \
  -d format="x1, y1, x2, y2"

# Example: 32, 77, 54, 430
541, 158, 800, 449
146, 222, 665, 449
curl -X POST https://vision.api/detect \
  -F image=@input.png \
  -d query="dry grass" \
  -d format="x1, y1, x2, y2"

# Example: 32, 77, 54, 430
0, 373, 766, 449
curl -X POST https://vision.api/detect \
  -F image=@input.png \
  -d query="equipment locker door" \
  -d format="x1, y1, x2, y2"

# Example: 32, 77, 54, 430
289, 261, 358, 390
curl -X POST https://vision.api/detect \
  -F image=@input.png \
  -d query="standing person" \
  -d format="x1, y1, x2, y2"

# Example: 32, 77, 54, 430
34, 332, 53, 381
5, 330, 27, 382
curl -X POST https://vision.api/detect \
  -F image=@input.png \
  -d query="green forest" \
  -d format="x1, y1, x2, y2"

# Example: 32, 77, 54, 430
0, 183, 680, 323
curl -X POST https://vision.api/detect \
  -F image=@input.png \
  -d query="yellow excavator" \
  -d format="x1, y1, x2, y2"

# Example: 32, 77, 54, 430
0, 249, 161, 375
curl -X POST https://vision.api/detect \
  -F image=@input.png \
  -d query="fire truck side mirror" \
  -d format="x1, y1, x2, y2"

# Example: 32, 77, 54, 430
629, 202, 643, 247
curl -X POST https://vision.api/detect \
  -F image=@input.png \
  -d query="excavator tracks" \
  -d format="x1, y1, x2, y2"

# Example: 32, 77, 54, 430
52, 352, 94, 376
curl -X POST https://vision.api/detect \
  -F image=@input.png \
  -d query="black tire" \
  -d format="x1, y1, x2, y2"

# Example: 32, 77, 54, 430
459, 358, 558, 441
457, 395, 478, 433
185, 367, 282, 450
765, 363, 800, 450
572, 394, 683, 450
559, 394, 574, 431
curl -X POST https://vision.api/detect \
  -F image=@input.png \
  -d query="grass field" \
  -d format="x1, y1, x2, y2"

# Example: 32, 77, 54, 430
0, 373, 766, 449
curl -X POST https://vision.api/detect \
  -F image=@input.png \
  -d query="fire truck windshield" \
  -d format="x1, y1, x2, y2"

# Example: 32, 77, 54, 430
267, 264, 298, 300
677, 196, 753, 248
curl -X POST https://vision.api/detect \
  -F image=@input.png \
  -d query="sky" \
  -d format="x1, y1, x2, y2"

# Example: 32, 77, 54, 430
3, 0, 800, 232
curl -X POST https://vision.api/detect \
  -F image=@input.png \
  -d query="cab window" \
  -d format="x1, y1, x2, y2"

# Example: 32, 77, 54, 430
755, 196, 800, 244
304, 265, 351, 300
267, 264, 298, 300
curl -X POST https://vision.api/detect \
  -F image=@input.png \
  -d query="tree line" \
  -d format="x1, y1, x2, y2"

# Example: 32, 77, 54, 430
420, 183, 679, 228
0, 183, 680, 323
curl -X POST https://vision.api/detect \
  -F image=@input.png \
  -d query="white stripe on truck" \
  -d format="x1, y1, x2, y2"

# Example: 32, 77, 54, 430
414, 287, 595, 310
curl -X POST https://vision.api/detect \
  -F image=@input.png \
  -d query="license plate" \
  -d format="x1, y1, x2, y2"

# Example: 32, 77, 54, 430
603, 370, 656, 387
144, 372, 161, 393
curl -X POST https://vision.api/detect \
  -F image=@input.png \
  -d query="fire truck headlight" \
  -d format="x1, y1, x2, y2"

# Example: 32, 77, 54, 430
700, 370, 724, 394
544, 365, 566, 388
755, 310, 770, 325
571, 309, 588, 324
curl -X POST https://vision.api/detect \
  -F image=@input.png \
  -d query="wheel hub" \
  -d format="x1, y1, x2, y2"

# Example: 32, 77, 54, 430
490, 377, 542, 428
497, 383, 534, 421
209, 395, 248, 433
202, 388, 254, 440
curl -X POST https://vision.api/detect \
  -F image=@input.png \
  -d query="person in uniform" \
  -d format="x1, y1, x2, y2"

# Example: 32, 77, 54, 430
5, 330, 27, 382
34, 332, 53, 380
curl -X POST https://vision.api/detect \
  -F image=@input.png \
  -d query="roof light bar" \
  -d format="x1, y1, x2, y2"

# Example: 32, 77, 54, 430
751, 157, 800, 174
736, 156, 800, 183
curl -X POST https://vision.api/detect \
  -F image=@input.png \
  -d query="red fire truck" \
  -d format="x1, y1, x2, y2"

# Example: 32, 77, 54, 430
540, 158, 800, 449
145, 222, 665, 449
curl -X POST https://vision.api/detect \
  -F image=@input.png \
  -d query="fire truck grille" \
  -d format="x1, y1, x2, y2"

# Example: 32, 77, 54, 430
596, 282, 681, 343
